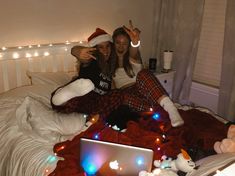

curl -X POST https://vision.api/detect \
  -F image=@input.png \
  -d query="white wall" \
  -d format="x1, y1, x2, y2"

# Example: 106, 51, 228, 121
0, 0, 157, 64
189, 82, 219, 114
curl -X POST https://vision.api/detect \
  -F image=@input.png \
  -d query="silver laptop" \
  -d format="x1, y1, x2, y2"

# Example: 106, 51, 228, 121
80, 138, 153, 176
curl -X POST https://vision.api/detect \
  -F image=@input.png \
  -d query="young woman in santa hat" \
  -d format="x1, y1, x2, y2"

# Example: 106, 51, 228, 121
51, 22, 184, 127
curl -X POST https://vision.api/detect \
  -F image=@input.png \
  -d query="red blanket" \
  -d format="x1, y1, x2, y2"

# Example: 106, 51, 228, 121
49, 109, 228, 176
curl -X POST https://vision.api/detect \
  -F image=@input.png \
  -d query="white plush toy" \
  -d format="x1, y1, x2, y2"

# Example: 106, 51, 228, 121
139, 149, 196, 176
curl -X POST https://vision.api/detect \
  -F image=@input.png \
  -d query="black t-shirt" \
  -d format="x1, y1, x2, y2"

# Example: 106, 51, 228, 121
79, 60, 112, 95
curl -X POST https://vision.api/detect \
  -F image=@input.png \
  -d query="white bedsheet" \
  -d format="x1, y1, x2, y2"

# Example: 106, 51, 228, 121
0, 85, 90, 176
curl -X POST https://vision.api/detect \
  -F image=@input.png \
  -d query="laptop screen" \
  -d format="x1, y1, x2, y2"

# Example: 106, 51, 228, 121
80, 138, 153, 176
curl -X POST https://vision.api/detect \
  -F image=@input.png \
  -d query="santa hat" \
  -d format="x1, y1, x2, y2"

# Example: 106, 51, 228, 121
88, 28, 112, 47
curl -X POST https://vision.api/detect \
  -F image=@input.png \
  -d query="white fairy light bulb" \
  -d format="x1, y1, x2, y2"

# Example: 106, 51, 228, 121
34, 52, 39, 57
28, 45, 32, 48
26, 53, 32, 58
150, 108, 153, 112
0, 53, 3, 58
13, 52, 20, 59
65, 40, 70, 45
44, 52, 50, 56
1, 47, 7, 51
79, 41, 83, 44
37, 44, 41, 47
49, 44, 53, 47
18, 46, 23, 49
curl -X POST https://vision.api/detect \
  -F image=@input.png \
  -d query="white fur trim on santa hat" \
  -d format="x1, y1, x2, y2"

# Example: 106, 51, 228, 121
88, 34, 112, 47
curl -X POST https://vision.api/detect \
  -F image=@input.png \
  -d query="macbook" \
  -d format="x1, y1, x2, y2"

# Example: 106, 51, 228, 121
80, 138, 153, 176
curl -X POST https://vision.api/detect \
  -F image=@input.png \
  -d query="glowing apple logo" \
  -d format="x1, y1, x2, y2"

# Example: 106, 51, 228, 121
109, 160, 119, 170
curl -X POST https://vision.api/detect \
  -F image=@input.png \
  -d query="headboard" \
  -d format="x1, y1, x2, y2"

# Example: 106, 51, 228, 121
0, 42, 81, 94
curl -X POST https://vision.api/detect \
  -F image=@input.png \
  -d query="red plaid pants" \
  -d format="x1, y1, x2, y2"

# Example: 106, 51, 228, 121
51, 69, 167, 118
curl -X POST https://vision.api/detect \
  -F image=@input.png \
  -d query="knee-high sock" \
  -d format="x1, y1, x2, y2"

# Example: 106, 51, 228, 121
52, 78, 94, 106
159, 96, 184, 127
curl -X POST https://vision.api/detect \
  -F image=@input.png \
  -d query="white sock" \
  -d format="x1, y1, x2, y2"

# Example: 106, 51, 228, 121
52, 78, 94, 106
159, 97, 184, 127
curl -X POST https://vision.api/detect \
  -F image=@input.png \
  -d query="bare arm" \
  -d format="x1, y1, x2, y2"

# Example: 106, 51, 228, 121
123, 20, 142, 64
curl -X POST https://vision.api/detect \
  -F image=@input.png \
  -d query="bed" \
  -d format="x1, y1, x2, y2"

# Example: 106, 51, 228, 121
0, 43, 232, 176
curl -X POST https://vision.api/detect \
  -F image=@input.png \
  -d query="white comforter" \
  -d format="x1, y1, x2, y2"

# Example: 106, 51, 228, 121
0, 85, 90, 176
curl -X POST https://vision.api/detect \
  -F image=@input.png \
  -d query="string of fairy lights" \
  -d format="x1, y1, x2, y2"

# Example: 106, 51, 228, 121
27, 107, 173, 175
0, 40, 87, 60
48, 108, 169, 176
48, 122, 227, 176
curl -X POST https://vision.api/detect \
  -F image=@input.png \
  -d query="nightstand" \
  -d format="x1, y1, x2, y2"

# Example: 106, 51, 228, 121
154, 70, 175, 97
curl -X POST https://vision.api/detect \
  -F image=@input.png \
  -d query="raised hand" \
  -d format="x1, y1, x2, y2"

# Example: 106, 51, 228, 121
123, 20, 141, 44
78, 47, 97, 60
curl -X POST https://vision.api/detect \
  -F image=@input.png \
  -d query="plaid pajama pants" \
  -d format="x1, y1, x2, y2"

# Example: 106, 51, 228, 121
51, 69, 168, 119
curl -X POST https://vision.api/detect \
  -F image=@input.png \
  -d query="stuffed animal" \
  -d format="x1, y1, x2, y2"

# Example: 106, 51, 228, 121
214, 124, 235, 153
139, 149, 196, 176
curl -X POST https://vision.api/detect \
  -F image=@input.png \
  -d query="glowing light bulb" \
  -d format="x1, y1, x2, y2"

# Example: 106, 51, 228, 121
13, 52, 20, 59
49, 44, 53, 47
155, 138, 160, 143
18, 46, 23, 49
93, 133, 99, 140
44, 52, 50, 56
57, 145, 65, 152
157, 147, 161, 151
152, 113, 160, 120
47, 155, 57, 163
65, 41, 70, 45
149, 108, 153, 111
79, 41, 83, 44
28, 45, 32, 48
37, 44, 41, 47
1, 47, 7, 50
26, 53, 32, 58
0, 53, 3, 58
34, 52, 39, 57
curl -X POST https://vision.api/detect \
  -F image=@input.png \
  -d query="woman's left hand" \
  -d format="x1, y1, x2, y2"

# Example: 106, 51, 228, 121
123, 20, 141, 44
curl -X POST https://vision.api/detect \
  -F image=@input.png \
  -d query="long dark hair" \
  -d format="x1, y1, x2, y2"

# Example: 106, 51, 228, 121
112, 27, 134, 78
94, 42, 116, 78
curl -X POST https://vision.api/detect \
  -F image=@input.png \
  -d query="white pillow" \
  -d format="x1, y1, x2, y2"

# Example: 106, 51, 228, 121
16, 96, 87, 143
186, 153, 235, 176
26, 71, 77, 86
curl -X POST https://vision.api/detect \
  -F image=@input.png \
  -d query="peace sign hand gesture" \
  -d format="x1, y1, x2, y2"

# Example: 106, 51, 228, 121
123, 20, 141, 45
78, 47, 97, 61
